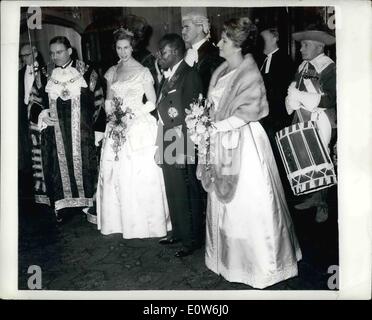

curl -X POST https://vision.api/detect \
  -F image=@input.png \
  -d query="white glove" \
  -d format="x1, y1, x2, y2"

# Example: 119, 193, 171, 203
285, 95, 301, 115
288, 87, 321, 112
104, 100, 113, 115
38, 109, 57, 131
212, 116, 246, 134
285, 82, 300, 114
94, 131, 104, 146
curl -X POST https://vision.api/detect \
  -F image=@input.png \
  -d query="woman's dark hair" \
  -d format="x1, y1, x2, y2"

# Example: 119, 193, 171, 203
49, 36, 72, 49
113, 27, 135, 47
223, 17, 258, 54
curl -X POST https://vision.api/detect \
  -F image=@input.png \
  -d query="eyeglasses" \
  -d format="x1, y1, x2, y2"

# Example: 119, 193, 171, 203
49, 49, 67, 57
157, 49, 172, 58
20, 53, 32, 58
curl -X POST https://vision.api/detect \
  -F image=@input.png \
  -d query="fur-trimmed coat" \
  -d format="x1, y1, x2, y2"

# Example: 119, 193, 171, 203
208, 53, 268, 122
198, 54, 269, 202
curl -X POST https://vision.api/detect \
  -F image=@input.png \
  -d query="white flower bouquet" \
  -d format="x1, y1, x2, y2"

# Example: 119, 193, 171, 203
185, 94, 215, 167
107, 96, 134, 161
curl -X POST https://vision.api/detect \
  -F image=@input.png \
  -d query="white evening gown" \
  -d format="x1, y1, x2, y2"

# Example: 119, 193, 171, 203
205, 71, 302, 289
97, 65, 171, 239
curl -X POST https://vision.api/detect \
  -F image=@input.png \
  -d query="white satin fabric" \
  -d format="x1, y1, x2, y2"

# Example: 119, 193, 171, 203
205, 75, 302, 289
97, 67, 171, 239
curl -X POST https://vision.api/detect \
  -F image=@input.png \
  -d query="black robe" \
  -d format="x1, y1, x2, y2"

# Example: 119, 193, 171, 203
34, 60, 105, 211
19, 65, 50, 206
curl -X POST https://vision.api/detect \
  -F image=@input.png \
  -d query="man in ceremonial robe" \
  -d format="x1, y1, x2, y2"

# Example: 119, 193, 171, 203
19, 43, 50, 208
285, 25, 336, 223
35, 36, 105, 222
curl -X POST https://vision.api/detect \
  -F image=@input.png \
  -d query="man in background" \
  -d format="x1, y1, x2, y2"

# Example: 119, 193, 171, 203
259, 27, 295, 136
258, 27, 295, 199
18, 43, 49, 209
285, 25, 336, 223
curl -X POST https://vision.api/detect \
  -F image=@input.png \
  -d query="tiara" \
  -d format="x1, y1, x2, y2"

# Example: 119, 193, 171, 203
113, 27, 134, 37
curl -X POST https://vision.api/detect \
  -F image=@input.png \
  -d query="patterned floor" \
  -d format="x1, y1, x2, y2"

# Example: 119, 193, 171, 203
18, 189, 338, 292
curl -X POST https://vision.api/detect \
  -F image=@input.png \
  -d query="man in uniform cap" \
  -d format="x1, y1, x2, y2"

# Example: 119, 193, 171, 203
285, 24, 336, 223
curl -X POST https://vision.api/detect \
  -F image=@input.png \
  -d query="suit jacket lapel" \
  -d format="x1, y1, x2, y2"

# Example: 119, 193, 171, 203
158, 60, 187, 104
197, 41, 210, 67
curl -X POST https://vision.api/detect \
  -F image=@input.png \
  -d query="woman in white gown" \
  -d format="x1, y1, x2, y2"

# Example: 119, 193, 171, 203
197, 18, 302, 289
97, 27, 170, 239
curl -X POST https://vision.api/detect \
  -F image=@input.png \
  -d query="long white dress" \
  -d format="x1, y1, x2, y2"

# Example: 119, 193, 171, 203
205, 71, 302, 289
97, 65, 171, 239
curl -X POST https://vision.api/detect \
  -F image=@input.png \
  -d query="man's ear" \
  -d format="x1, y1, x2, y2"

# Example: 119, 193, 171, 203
67, 48, 73, 56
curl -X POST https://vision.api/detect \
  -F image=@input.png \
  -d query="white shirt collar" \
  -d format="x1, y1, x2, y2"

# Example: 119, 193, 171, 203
165, 59, 183, 80
308, 53, 334, 73
192, 38, 208, 51
310, 53, 325, 63
59, 59, 73, 69
261, 48, 279, 74
26, 64, 33, 71
266, 47, 279, 57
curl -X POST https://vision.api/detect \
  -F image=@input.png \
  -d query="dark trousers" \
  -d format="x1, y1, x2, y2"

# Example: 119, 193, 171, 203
162, 163, 204, 250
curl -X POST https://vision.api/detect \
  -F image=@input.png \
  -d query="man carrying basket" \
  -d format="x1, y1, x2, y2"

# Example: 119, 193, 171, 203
285, 24, 336, 223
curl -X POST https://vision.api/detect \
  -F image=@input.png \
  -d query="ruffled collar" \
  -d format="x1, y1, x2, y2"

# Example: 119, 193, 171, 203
46, 65, 87, 100
299, 53, 334, 74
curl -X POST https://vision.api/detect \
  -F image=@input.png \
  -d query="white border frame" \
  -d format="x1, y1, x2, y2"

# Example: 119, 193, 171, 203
1, 0, 371, 300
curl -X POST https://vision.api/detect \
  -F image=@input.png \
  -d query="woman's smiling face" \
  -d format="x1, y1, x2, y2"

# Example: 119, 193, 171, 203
217, 31, 238, 59
116, 39, 132, 62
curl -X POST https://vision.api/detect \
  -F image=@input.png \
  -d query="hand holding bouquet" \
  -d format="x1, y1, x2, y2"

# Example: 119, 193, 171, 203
107, 96, 134, 160
185, 94, 215, 168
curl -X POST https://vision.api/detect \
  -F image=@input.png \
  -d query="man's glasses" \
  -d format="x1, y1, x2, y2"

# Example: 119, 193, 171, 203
49, 49, 67, 57
20, 53, 32, 58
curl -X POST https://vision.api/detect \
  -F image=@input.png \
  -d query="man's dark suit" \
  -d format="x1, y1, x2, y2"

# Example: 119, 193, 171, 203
156, 60, 204, 251
259, 49, 295, 199
259, 49, 295, 133
195, 40, 224, 97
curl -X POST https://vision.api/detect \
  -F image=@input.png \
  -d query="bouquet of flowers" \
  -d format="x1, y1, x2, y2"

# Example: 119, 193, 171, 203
185, 94, 215, 168
107, 96, 134, 161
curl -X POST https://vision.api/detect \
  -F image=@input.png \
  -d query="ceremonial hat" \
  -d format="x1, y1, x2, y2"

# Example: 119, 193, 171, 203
292, 23, 336, 45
